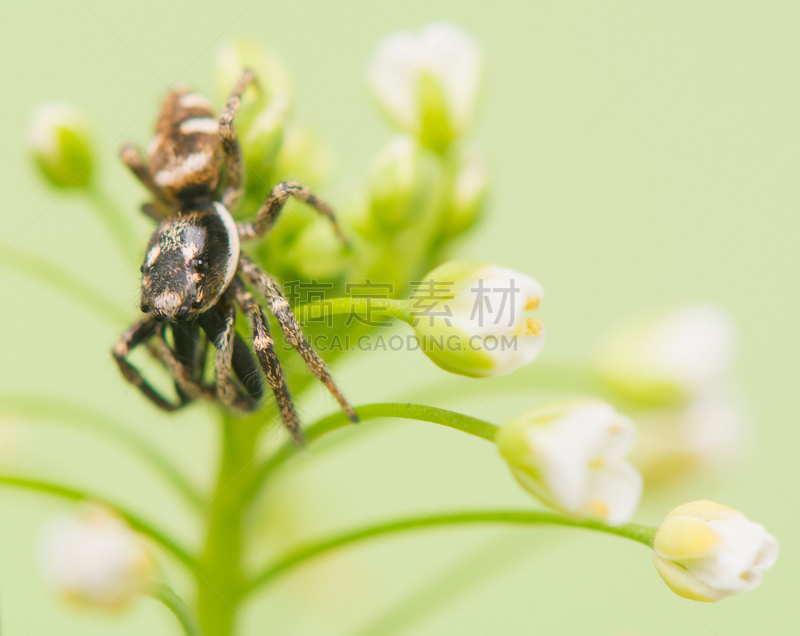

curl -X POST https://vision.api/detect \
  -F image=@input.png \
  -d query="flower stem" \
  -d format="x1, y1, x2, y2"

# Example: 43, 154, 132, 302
197, 412, 261, 636
83, 184, 140, 266
247, 403, 498, 497
0, 475, 197, 570
149, 584, 201, 636
244, 510, 656, 596
295, 298, 414, 323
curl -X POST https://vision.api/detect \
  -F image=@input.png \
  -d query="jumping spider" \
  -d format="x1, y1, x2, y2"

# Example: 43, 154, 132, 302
112, 70, 357, 444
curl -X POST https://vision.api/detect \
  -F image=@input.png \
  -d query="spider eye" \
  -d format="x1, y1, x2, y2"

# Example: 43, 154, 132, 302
140, 264, 146, 274
192, 258, 207, 273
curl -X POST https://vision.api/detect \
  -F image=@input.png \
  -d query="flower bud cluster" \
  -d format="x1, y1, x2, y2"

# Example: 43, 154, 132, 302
360, 23, 488, 280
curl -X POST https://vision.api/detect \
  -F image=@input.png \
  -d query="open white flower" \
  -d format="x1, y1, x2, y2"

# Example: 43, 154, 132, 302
597, 304, 737, 405
367, 23, 482, 151
653, 500, 779, 602
39, 506, 155, 609
409, 261, 544, 378
497, 401, 642, 526
28, 102, 94, 189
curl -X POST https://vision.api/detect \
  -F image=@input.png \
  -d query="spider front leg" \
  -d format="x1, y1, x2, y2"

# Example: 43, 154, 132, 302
237, 181, 350, 245
150, 328, 214, 403
120, 144, 172, 211
112, 318, 195, 412
238, 253, 359, 424
218, 68, 256, 211
230, 278, 303, 444
197, 297, 264, 412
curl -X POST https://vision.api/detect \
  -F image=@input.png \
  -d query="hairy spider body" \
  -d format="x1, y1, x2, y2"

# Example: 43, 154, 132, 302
140, 202, 239, 320
114, 70, 357, 443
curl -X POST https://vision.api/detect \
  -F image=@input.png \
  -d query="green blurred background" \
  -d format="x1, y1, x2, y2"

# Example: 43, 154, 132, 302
1, 0, 798, 633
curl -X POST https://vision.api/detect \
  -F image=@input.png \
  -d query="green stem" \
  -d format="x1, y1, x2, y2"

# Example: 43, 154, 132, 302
295, 298, 414, 323
0, 395, 203, 509
244, 510, 656, 596
248, 403, 498, 498
0, 241, 128, 325
149, 584, 202, 636
0, 475, 197, 570
197, 412, 261, 636
83, 184, 140, 266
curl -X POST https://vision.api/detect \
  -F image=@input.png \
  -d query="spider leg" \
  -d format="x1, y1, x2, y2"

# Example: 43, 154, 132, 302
237, 181, 350, 245
218, 69, 256, 211
238, 254, 359, 424
230, 278, 303, 444
112, 317, 195, 411
196, 298, 263, 412
120, 144, 172, 209
170, 321, 206, 403
151, 326, 214, 403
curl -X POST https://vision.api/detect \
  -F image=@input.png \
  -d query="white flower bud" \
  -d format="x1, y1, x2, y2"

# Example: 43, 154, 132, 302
28, 103, 94, 189
497, 401, 643, 526
285, 217, 347, 279
597, 304, 737, 405
653, 500, 779, 602
367, 23, 482, 152
38, 506, 155, 609
444, 152, 487, 238
410, 261, 544, 377
369, 135, 442, 230
632, 386, 746, 485
273, 125, 331, 189
243, 95, 289, 180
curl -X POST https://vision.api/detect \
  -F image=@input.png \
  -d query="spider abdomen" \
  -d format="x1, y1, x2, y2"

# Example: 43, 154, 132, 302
147, 90, 224, 204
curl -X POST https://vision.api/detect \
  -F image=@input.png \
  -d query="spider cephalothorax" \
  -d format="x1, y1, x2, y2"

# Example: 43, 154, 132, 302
113, 70, 357, 443
140, 202, 239, 320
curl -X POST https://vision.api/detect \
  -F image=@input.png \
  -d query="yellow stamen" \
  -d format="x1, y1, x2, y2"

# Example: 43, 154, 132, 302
524, 318, 543, 336
525, 297, 540, 311
589, 500, 609, 519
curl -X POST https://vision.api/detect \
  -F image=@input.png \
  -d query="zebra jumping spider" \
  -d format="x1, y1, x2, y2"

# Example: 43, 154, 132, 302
112, 70, 357, 443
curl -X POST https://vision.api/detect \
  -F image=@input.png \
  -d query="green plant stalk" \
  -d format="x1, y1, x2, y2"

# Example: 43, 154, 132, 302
295, 297, 414, 323
0, 476, 196, 569
244, 510, 656, 595
83, 184, 140, 267
197, 411, 262, 636
247, 403, 498, 498
149, 584, 202, 636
